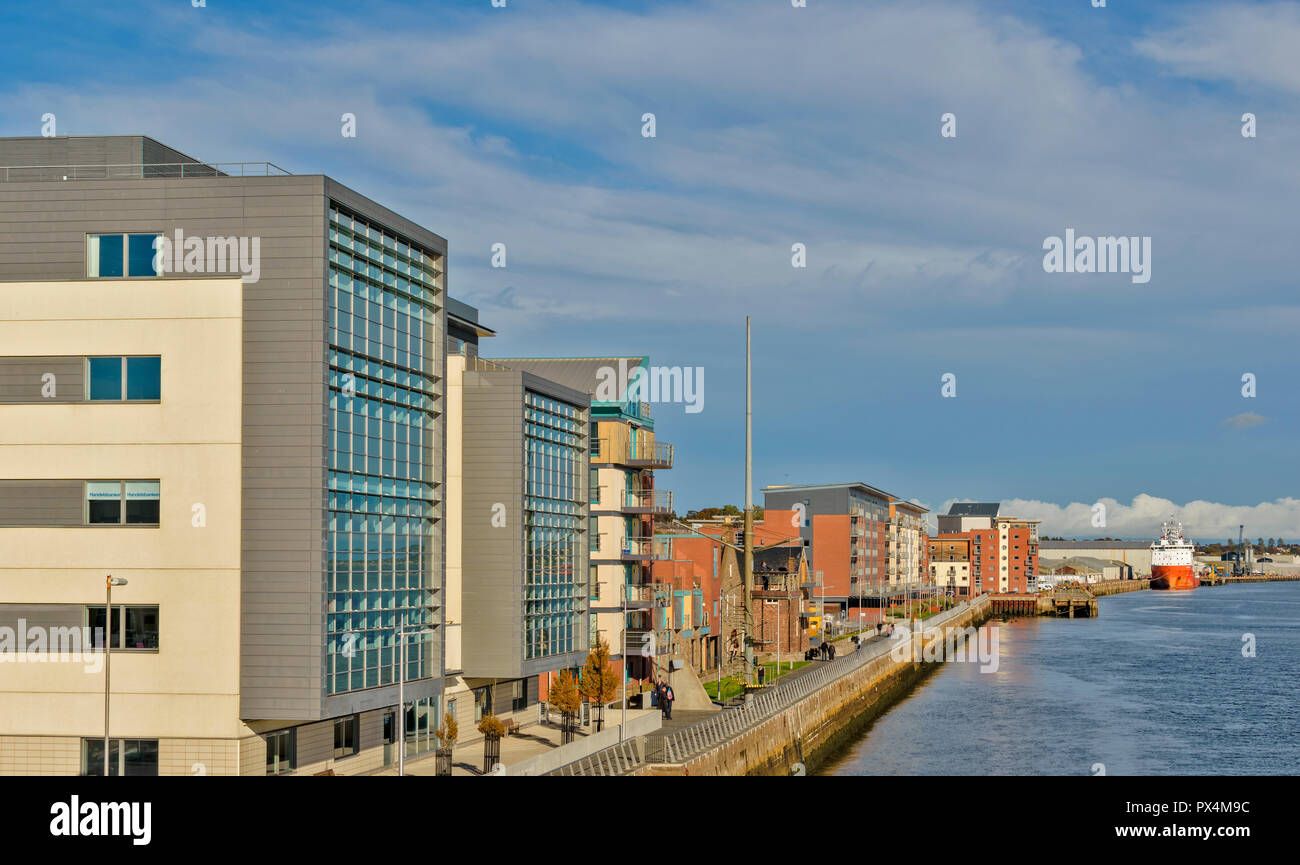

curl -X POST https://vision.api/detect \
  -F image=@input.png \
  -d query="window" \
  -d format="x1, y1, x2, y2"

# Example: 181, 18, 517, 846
86, 605, 159, 650
266, 729, 295, 775
473, 686, 491, 723
87, 356, 161, 401
86, 481, 160, 525
81, 738, 158, 776
511, 679, 526, 712
334, 715, 360, 758
87, 233, 161, 278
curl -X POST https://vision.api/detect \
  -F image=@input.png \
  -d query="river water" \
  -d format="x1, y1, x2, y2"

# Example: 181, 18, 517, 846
821, 583, 1300, 775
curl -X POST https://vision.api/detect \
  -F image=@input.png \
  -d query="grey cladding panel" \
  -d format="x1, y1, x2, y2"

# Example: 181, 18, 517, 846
0, 356, 83, 403
0, 480, 83, 526
0, 604, 84, 633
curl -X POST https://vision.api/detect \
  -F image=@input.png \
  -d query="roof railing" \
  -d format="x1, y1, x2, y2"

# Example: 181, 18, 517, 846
0, 162, 293, 182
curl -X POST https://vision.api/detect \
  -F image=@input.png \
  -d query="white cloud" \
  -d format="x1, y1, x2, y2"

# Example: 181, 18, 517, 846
1135, 2, 1300, 94
969, 494, 1300, 541
6, 0, 1299, 332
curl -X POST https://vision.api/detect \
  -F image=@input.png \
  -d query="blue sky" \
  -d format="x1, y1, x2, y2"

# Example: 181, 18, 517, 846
2, 0, 1297, 539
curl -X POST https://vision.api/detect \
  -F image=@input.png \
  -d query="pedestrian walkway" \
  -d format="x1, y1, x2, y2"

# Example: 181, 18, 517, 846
369, 716, 609, 776
642, 710, 717, 762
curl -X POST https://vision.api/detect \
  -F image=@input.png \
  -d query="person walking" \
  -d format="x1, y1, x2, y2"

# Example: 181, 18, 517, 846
757, 664, 766, 686
656, 678, 667, 719
663, 681, 674, 720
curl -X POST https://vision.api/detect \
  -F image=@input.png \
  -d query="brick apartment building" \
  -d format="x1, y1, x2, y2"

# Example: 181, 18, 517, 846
936, 503, 1041, 594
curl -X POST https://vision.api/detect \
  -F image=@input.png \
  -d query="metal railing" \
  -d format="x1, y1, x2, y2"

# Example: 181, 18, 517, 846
0, 161, 292, 182
652, 596, 990, 765
622, 488, 674, 514
546, 736, 645, 777
542, 597, 990, 776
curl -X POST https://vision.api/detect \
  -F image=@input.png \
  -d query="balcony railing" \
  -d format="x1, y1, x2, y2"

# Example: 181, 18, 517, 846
627, 440, 673, 469
622, 488, 674, 515
619, 536, 657, 561
624, 584, 671, 609
591, 438, 674, 469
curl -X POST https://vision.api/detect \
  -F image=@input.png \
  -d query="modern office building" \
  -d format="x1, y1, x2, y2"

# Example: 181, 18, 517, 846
490, 357, 673, 685
442, 301, 590, 737
0, 135, 447, 774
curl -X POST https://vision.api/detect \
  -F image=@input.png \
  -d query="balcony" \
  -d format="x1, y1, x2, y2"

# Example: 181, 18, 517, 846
593, 535, 672, 563
620, 536, 657, 561
591, 438, 674, 469
627, 440, 674, 469
622, 488, 674, 515
624, 584, 671, 609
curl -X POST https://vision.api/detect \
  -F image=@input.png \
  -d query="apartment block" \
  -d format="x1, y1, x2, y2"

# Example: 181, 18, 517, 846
886, 499, 929, 587
0, 136, 447, 774
929, 535, 973, 597
936, 503, 1041, 594
761, 483, 892, 621
489, 357, 673, 686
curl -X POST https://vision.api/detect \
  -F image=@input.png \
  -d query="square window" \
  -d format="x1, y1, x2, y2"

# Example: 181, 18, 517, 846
125, 357, 161, 400
87, 481, 122, 524
128, 234, 160, 276
125, 481, 160, 525
88, 357, 123, 400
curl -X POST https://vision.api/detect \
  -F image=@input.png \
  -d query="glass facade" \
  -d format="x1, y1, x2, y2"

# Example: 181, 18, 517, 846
523, 390, 585, 661
325, 204, 442, 696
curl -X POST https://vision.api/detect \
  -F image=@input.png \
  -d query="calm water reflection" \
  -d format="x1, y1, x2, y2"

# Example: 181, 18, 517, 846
821, 583, 1300, 775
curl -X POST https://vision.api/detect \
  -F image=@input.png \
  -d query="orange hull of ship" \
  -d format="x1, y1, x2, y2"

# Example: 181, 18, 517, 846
1150, 565, 1199, 590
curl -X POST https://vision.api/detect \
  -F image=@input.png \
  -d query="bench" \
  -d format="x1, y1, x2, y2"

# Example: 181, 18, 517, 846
501, 718, 521, 737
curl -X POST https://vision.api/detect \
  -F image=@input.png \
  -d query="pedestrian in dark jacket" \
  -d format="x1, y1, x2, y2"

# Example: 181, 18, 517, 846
663, 683, 674, 720
829, 642, 836, 660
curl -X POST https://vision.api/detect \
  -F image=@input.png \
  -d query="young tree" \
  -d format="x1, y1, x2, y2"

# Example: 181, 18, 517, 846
548, 670, 581, 744
436, 710, 458, 749
578, 636, 621, 732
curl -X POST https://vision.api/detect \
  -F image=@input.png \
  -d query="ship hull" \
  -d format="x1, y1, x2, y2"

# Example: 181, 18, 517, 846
1150, 564, 1199, 590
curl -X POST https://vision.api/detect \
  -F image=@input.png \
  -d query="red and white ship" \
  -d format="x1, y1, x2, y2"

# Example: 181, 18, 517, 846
1150, 518, 1199, 591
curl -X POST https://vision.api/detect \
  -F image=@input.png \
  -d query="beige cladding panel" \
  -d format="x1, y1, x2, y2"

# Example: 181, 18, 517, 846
0, 279, 246, 742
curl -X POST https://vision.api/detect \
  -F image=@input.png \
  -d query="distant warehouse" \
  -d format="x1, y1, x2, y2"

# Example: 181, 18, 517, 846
1038, 541, 1151, 576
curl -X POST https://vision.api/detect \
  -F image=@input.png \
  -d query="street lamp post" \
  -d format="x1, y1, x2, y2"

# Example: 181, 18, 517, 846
104, 576, 127, 776
396, 625, 435, 777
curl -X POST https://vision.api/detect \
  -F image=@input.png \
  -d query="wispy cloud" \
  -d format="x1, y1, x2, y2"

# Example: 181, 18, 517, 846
1221, 411, 1268, 429
1135, 2, 1300, 94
